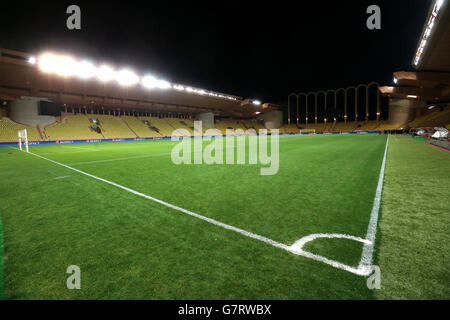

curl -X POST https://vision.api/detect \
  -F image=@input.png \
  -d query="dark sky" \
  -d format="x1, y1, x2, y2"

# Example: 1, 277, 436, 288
0, 0, 431, 104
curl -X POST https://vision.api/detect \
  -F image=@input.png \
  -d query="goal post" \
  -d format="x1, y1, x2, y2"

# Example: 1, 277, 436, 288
18, 129, 29, 152
299, 129, 316, 134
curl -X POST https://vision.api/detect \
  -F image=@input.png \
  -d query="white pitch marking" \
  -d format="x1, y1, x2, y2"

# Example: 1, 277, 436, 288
290, 233, 372, 251
358, 135, 389, 273
54, 175, 71, 180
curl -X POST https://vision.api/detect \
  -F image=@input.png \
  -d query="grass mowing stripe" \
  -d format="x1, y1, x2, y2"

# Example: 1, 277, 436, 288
21, 148, 371, 276
0, 213, 4, 300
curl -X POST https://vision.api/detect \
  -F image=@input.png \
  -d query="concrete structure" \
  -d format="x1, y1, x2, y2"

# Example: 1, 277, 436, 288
9, 96, 56, 126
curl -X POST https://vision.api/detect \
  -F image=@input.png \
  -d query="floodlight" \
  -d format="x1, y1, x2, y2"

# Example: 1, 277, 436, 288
116, 69, 139, 86
38, 53, 58, 73
142, 75, 171, 89
28, 57, 36, 64
76, 61, 96, 79
97, 65, 116, 82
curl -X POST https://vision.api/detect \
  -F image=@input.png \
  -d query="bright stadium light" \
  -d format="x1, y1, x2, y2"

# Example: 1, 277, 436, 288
173, 84, 185, 91
393, 77, 398, 84
96, 65, 116, 82
55, 56, 77, 77
253, 100, 261, 105
38, 53, 58, 73
142, 75, 171, 89
38, 53, 77, 76
116, 69, 139, 86
34, 50, 242, 101
76, 61, 96, 79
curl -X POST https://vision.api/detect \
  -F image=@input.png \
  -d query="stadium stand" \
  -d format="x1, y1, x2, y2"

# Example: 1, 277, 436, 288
279, 124, 299, 133
121, 116, 162, 138
93, 115, 136, 139
376, 121, 404, 131
0, 118, 41, 142
333, 122, 358, 132
410, 108, 450, 127
44, 114, 104, 140
164, 118, 195, 136
242, 120, 266, 131
143, 117, 177, 137
215, 120, 247, 134
355, 121, 380, 131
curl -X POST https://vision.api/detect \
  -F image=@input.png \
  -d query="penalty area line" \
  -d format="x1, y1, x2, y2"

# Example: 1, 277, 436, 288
20, 149, 367, 276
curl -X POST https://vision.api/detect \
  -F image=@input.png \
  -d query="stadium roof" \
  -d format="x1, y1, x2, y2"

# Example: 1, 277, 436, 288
0, 48, 278, 118
379, 0, 450, 103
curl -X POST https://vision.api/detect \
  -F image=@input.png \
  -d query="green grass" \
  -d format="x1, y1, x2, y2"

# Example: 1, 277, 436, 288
0, 209, 4, 300
375, 135, 450, 299
0, 134, 447, 299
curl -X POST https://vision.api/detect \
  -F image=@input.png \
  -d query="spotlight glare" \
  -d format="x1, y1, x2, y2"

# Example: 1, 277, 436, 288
76, 61, 96, 79
252, 100, 261, 105
97, 65, 116, 82
28, 57, 36, 64
55, 56, 77, 77
38, 53, 58, 73
116, 69, 139, 86
142, 75, 171, 89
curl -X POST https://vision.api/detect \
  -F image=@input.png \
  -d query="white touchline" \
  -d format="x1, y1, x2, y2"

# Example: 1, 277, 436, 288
15, 135, 389, 277
358, 135, 389, 274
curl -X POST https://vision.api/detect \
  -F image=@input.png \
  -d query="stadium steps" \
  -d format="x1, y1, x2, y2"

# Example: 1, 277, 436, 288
36, 125, 46, 140
117, 116, 139, 137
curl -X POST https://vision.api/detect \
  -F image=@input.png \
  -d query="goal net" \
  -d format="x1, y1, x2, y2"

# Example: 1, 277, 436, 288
299, 129, 316, 134
18, 129, 29, 152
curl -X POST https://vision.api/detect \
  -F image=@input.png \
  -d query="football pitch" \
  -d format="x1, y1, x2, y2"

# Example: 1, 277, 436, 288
0, 134, 448, 299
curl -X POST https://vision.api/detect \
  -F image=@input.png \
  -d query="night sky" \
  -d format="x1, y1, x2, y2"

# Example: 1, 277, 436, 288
0, 0, 430, 104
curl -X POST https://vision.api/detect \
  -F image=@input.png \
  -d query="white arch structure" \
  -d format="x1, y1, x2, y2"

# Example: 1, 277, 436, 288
288, 83, 380, 124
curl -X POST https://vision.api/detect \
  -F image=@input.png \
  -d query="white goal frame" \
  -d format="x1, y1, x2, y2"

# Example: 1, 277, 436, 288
18, 129, 29, 152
